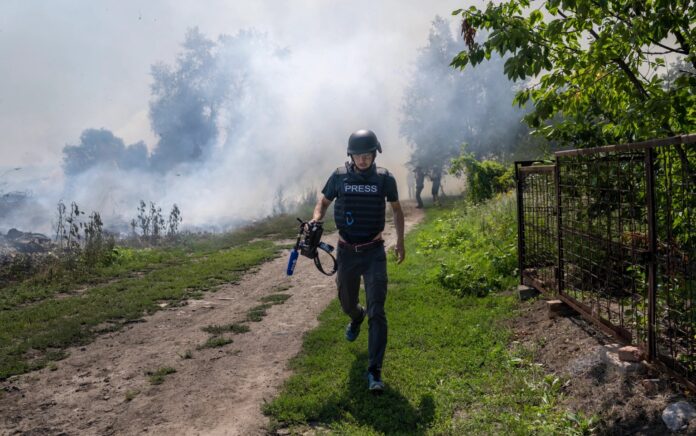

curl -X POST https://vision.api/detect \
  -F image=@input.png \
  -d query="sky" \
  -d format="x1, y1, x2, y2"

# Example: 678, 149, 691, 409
0, 0, 478, 233
1, 1, 470, 166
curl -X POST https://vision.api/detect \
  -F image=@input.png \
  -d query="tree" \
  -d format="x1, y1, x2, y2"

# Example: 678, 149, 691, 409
148, 27, 279, 173
63, 129, 148, 176
148, 28, 221, 172
451, 0, 696, 147
401, 16, 535, 172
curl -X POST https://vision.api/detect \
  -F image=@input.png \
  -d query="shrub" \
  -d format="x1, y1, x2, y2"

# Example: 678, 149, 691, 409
449, 148, 514, 202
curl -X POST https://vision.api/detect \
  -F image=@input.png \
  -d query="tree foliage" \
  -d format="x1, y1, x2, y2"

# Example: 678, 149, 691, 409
451, 0, 696, 147
149, 28, 222, 172
401, 16, 534, 172
449, 150, 514, 202
63, 129, 148, 176
149, 27, 280, 173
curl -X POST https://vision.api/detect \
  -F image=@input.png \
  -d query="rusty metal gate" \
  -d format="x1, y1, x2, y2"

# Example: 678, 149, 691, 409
516, 134, 696, 385
515, 161, 557, 294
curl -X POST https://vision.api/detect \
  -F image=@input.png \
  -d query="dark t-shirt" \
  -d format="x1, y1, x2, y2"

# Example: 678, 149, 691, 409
321, 166, 399, 203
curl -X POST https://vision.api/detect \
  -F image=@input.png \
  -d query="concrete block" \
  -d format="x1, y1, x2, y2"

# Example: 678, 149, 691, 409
517, 284, 539, 301
618, 345, 644, 362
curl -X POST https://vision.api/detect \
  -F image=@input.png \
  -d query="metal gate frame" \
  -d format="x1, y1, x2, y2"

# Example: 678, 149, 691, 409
516, 134, 696, 387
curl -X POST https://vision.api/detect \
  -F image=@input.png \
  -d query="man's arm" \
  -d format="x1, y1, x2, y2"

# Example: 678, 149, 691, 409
390, 201, 405, 264
312, 195, 333, 222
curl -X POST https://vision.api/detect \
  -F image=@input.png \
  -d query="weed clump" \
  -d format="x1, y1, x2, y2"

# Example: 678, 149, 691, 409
146, 366, 176, 385
259, 294, 291, 304
197, 337, 233, 350
246, 304, 273, 322
202, 323, 250, 335
124, 389, 140, 401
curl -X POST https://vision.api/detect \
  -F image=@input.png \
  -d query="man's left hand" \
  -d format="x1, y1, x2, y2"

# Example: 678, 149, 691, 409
393, 242, 405, 264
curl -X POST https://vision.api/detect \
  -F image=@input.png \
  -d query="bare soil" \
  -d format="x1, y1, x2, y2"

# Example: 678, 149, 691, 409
0, 202, 424, 436
511, 297, 696, 435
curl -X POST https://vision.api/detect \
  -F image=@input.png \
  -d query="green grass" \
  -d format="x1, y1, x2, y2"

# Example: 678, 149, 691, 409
264, 194, 595, 435
246, 293, 293, 322
259, 293, 292, 304
0, 247, 185, 310
197, 336, 234, 350
0, 202, 328, 311
246, 303, 274, 322
146, 366, 176, 385
0, 240, 277, 380
202, 323, 251, 335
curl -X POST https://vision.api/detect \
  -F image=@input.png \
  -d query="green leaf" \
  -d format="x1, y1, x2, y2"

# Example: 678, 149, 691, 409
530, 9, 543, 25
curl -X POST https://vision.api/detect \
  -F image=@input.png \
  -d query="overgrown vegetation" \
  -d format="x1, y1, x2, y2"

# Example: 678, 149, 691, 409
130, 200, 182, 244
449, 149, 514, 203
265, 195, 594, 434
420, 193, 518, 297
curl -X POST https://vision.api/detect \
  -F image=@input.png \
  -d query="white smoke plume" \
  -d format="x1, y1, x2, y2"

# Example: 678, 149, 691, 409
0, 2, 531, 236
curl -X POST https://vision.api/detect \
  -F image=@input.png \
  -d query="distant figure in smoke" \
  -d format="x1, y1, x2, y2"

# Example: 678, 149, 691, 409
414, 166, 425, 208
406, 170, 415, 200
310, 129, 405, 393
430, 166, 442, 206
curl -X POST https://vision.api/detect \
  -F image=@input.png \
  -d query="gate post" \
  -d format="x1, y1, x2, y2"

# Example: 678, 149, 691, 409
515, 162, 525, 285
555, 158, 564, 294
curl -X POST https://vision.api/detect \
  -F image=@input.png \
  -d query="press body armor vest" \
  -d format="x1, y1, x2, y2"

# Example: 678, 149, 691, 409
334, 164, 389, 243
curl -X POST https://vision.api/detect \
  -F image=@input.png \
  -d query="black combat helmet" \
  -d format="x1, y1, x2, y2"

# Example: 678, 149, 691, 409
347, 129, 382, 156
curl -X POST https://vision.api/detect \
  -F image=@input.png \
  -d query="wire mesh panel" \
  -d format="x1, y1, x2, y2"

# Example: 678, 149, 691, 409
517, 164, 557, 293
516, 135, 696, 385
557, 149, 650, 344
653, 143, 696, 381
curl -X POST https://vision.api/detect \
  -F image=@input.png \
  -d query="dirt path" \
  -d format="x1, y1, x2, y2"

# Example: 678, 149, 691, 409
0, 202, 424, 436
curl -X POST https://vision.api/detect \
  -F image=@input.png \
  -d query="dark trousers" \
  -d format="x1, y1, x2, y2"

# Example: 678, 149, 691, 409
336, 243, 388, 373
415, 184, 424, 208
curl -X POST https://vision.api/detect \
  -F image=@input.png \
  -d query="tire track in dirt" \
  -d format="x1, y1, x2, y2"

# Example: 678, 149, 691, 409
0, 201, 423, 436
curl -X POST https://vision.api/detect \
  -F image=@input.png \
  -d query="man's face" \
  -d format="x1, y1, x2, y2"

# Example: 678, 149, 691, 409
352, 152, 374, 171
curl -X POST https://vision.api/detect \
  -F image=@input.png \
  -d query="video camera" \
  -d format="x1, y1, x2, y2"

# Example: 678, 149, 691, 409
286, 218, 337, 276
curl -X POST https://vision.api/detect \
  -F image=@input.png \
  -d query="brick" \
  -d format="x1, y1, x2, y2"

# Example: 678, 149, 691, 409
618, 345, 644, 362
600, 344, 644, 375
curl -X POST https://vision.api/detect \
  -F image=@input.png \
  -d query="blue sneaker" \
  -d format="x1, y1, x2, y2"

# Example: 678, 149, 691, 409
367, 371, 384, 392
344, 309, 365, 342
